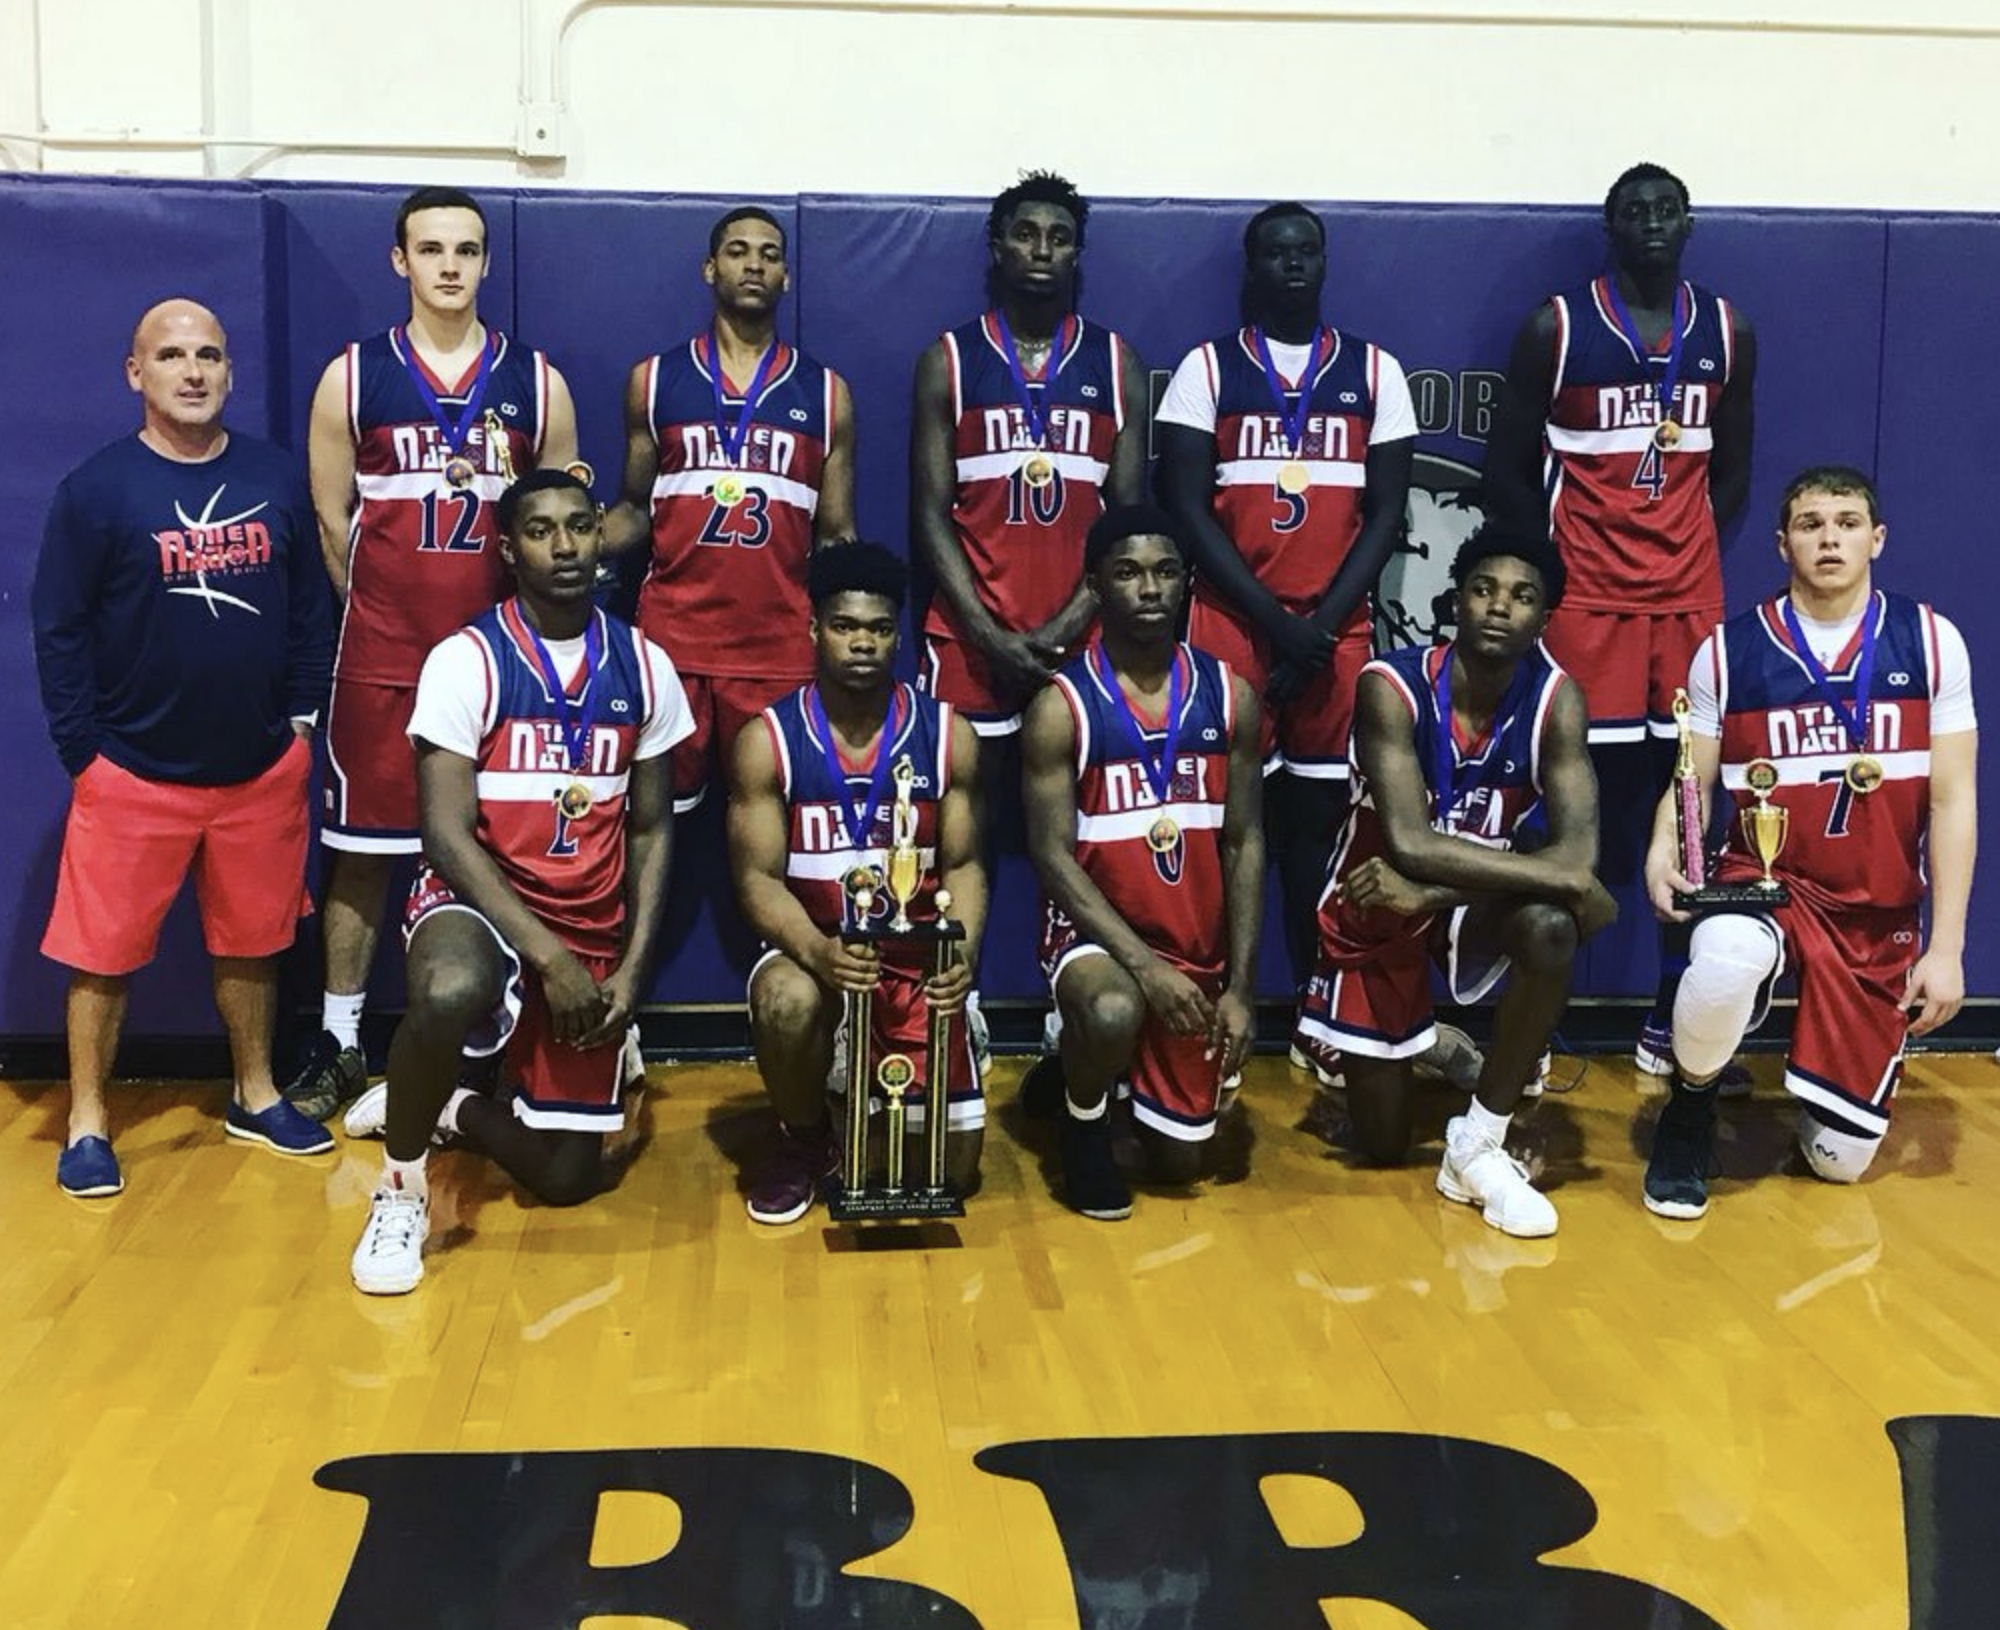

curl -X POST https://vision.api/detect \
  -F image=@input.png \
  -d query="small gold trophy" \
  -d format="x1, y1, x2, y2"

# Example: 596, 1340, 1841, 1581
885, 757, 923, 934
1740, 759, 1790, 893
482, 409, 518, 485
1670, 691, 1791, 910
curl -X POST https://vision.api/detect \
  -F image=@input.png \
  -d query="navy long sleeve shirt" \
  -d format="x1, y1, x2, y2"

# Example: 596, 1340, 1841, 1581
32, 432, 334, 786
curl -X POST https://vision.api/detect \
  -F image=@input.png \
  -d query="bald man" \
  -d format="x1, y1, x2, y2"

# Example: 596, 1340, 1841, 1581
33, 299, 337, 1197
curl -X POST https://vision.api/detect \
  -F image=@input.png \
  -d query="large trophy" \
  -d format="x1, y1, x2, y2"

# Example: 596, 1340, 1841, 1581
829, 755, 968, 1222
1670, 689, 1790, 911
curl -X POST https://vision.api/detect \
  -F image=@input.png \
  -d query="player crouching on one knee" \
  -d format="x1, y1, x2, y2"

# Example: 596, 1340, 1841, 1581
1295, 523, 1616, 1238
348, 470, 693, 1294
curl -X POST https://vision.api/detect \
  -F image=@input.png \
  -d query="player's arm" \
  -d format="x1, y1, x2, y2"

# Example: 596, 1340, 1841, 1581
1531, 679, 1617, 936
814, 373, 858, 545
603, 359, 657, 556
1021, 685, 1213, 1036
725, 717, 881, 994
1707, 309, 1758, 537
926, 715, 988, 1013
1211, 674, 1266, 1076
282, 473, 336, 735
29, 480, 106, 777
910, 340, 1052, 693
1479, 305, 1557, 535
306, 353, 359, 600
539, 363, 580, 473
578, 751, 674, 1048
417, 741, 607, 1043
1907, 727, 1977, 1036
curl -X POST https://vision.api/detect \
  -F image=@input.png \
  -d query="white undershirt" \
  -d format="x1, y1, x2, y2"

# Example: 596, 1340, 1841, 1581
1155, 335, 1418, 444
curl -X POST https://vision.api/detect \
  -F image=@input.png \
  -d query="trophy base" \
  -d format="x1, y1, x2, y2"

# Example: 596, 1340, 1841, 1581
1674, 880, 1791, 913
826, 1183, 967, 1223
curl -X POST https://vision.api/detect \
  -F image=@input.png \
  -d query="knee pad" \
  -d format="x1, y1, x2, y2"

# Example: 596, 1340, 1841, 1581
1672, 915, 1781, 1080
1797, 1110, 1881, 1184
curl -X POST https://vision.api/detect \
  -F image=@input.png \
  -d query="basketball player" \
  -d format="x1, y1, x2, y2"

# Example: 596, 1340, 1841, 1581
606, 205, 857, 815
728, 544, 986, 1225
290, 187, 581, 1121
1482, 161, 1756, 1076
1156, 201, 1416, 990
1020, 506, 1264, 1221
1640, 467, 1975, 1218
347, 471, 692, 1294
1296, 524, 1615, 1238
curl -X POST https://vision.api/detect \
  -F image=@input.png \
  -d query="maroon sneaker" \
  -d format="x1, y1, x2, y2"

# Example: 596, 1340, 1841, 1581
746, 1120, 840, 1225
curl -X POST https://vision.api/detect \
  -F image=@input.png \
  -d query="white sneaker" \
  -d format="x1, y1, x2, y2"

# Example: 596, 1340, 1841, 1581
966, 991, 993, 1080
343, 1081, 389, 1139
1416, 1023, 1484, 1093
351, 1187, 429, 1295
620, 1023, 646, 1091
1042, 1006, 1064, 1054
1437, 1116, 1558, 1238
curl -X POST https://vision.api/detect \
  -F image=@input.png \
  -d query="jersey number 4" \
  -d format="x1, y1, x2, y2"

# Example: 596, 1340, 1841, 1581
419, 489, 484, 552
1630, 443, 1668, 502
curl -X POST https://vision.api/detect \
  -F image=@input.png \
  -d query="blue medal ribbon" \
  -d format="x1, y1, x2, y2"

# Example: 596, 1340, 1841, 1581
397, 327, 497, 464
1431, 648, 1530, 829
1600, 279, 1688, 436
706, 334, 782, 468
992, 311, 1073, 450
516, 604, 606, 775
1091, 642, 1187, 807
807, 684, 901, 854
1780, 593, 1879, 755
1251, 326, 1329, 459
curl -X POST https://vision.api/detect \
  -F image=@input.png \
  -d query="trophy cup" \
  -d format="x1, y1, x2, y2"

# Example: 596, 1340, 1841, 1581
829, 755, 968, 1223
1670, 689, 1791, 911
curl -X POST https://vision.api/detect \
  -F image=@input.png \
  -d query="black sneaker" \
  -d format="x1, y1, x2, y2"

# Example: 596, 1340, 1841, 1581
1644, 1088, 1717, 1219
282, 1030, 369, 1122
1060, 1111, 1132, 1221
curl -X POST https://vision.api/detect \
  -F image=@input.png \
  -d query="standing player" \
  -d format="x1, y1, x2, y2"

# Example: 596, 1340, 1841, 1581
607, 205, 857, 815
1297, 524, 1615, 1238
347, 471, 692, 1294
1157, 201, 1416, 990
34, 299, 335, 1195
727, 544, 987, 1224
1640, 467, 1975, 1218
1020, 507, 1264, 1221
1482, 161, 1756, 1074
290, 187, 581, 1119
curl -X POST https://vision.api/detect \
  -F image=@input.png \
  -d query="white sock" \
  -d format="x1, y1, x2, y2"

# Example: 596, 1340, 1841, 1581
1798, 1112, 1882, 1184
1065, 1092, 1108, 1122
1464, 1098, 1511, 1144
382, 1152, 428, 1199
322, 991, 366, 1051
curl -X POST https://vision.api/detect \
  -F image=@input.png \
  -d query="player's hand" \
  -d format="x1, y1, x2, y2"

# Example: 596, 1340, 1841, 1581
923, 952, 973, 1015
1643, 839, 1695, 924
1266, 611, 1335, 674
1571, 877, 1620, 939
576, 961, 643, 1050
806, 934, 883, 995
1337, 856, 1433, 917
542, 949, 611, 1046
978, 627, 1061, 695
1136, 958, 1216, 1037
1266, 658, 1307, 705
1206, 987, 1255, 1082
1904, 947, 1965, 1038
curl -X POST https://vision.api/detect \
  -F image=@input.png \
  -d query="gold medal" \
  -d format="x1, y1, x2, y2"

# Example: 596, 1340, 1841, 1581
712, 473, 747, 508
1021, 452, 1056, 489
1845, 754, 1884, 794
556, 781, 594, 820
1275, 460, 1310, 496
1146, 815, 1181, 854
1653, 418, 1682, 453
443, 455, 478, 490
565, 460, 595, 487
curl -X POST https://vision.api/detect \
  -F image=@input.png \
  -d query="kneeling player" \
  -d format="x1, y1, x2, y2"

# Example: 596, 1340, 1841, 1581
1022, 506, 1264, 1220
1297, 524, 1614, 1238
729, 544, 988, 1224
348, 471, 692, 1294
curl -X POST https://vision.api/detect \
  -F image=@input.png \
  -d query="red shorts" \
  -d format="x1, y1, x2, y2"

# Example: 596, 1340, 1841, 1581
1541, 605, 1719, 746
43, 739, 313, 976
920, 631, 1042, 737
1187, 598, 1368, 776
1041, 918, 1227, 1143
403, 868, 626, 1133
1296, 898, 1507, 1062
674, 672, 800, 813
324, 675, 421, 851
751, 948, 984, 1130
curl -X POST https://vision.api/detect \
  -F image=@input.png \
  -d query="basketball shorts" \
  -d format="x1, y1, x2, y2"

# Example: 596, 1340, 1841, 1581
324, 675, 421, 851
920, 631, 1044, 738
672, 672, 801, 815
1540, 604, 1719, 746
1187, 597, 1368, 778
1295, 895, 1509, 1061
403, 866, 626, 1132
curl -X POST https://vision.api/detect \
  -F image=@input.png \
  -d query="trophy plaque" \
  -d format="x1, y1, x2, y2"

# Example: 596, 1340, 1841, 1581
1670, 690, 1791, 911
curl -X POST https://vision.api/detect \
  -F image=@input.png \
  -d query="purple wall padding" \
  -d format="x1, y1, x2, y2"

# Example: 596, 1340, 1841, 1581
1, 175, 1989, 1033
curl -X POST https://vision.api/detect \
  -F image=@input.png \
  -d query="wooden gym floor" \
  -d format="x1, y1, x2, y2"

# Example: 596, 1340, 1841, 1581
1, 1045, 1995, 1628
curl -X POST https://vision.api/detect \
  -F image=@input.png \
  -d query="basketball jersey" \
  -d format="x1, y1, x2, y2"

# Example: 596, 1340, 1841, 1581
1710, 592, 1939, 911
341, 328, 551, 685
1327, 641, 1568, 949
638, 337, 835, 680
1194, 325, 1389, 630
762, 681, 956, 970
1048, 642, 1235, 971
447, 599, 658, 958
1544, 278, 1736, 613
924, 312, 1128, 642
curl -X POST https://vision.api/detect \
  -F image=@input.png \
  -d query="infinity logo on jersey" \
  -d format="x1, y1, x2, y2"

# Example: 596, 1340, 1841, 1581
154, 485, 272, 618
